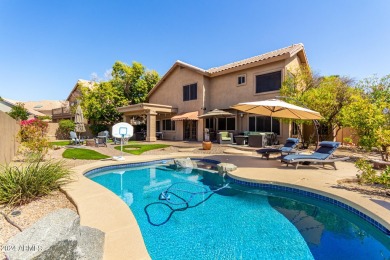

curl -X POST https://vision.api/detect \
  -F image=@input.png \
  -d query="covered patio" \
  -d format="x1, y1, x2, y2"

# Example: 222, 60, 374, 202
117, 103, 177, 142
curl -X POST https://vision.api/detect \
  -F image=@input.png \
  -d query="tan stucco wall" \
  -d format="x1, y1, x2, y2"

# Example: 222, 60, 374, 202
207, 60, 290, 141
0, 111, 20, 164
150, 66, 206, 141
285, 55, 302, 73
208, 60, 285, 109
149, 66, 206, 113
149, 53, 306, 142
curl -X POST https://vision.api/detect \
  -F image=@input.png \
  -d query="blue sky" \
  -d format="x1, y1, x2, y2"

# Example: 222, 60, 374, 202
0, 0, 389, 101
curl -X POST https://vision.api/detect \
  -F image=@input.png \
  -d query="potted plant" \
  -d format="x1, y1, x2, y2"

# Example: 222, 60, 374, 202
202, 129, 212, 150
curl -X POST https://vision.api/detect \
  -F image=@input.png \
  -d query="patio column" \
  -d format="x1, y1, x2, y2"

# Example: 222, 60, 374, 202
146, 110, 157, 142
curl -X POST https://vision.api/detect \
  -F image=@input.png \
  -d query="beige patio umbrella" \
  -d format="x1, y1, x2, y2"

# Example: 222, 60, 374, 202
231, 99, 323, 132
74, 104, 86, 140
198, 109, 235, 119
231, 99, 323, 120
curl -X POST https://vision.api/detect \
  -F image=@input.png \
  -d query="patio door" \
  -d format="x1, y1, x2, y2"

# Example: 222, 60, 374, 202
184, 120, 197, 141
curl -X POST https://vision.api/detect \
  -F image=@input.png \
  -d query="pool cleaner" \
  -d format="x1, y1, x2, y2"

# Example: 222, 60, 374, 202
145, 181, 230, 226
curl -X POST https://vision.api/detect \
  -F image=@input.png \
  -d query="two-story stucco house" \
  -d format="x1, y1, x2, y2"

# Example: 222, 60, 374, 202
118, 43, 308, 143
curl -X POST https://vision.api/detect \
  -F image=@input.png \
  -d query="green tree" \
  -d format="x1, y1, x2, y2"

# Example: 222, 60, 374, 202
80, 81, 128, 124
341, 75, 390, 160
111, 61, 160, 104
281, 67, 355, 140
7, 102, 29, 120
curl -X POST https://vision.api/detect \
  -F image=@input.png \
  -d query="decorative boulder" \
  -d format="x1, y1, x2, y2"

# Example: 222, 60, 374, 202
4, 209, 104, 260
174, 158, 197, 169
77, 226, 105, 260
217, 163, 237, 175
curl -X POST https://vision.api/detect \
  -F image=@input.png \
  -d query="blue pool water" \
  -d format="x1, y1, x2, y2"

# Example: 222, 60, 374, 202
88, 162, 390, 259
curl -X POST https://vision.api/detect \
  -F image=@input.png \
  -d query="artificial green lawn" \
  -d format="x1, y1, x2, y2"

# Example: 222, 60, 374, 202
50, 140, 71, 146
115, 143, 170, 155
62, 148, 110, 160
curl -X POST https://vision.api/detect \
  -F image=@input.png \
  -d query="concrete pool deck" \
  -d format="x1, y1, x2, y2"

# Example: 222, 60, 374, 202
62, 153, 390, 260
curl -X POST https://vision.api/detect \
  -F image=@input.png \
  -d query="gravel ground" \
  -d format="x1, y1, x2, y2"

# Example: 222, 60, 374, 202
0, 191, 76, 258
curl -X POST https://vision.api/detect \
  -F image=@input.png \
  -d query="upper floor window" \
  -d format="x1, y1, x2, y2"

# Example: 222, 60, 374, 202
237, 74, 246, 86
255, 71, 282, 93
183, 83, 197, 101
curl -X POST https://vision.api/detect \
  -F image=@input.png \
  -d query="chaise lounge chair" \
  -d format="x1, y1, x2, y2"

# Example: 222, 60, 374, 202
281, 141, 349, 170
256, 138, 299, 160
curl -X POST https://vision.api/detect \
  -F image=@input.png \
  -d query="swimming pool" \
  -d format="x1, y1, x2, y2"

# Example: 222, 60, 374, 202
87, 161, 390, 259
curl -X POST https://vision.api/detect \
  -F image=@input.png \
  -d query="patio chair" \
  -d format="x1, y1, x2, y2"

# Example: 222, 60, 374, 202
70, 131, 84, 145
256, 138, 299, 160
217, 131, 233, 144
95, 130, 109, 147
281, 141, 349, 170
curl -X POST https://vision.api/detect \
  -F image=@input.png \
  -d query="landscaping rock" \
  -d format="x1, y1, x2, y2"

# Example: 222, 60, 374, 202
5, 209, 79, 260
77, 226, 105, 260
174, 158, 196, 169
217, 163, 237, 174
4, 209, 105, 260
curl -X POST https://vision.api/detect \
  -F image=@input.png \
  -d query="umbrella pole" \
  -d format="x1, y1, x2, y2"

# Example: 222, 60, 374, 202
270, 116, 273, 132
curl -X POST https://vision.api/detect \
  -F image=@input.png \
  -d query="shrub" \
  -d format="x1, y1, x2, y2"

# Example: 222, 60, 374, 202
0, 159, 73, 206
57, 119, 75, 139
355, 159, 390, 188
7, 102, 29, 120
343, 137, 353, 144
37, 115, 52, 121
18, 119, 49, 158
20, 118, 48, 140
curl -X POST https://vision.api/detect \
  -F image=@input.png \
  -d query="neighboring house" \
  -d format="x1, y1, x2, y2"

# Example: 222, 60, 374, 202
23, 100, 65, 117
51, 79, 95, 122
0, 98, 46, 118
118, 43, 308, 142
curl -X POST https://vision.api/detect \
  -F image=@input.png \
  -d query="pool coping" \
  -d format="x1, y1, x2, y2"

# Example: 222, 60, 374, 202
62, 154, 205, 260
62, 154, 390, 259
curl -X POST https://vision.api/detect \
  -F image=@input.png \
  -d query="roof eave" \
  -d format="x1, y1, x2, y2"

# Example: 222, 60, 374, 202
209, 53, 290, 77
288, 45, 309, 66
147, 61, 209, 98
